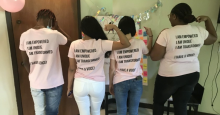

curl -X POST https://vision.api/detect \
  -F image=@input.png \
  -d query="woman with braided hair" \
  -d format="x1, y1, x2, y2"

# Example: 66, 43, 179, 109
150, 3, 217, 115
19, 9, 72, 115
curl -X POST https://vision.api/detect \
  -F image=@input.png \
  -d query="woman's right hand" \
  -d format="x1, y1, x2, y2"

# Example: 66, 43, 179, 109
109, 84, 115, 95
144, 27, 153, 37
104, 24, 117, 31
196, 16, 209, 23
67, 89, 73, 98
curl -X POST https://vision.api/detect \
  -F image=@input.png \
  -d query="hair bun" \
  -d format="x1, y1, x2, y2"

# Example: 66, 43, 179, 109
183, 15, 196, 23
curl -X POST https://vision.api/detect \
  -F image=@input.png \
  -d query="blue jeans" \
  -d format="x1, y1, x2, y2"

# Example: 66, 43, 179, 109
114, 78, 143, 115
30, 85, 63, 115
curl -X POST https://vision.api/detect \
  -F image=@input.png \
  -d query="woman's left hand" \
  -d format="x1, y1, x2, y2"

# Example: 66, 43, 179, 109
144, 27, 153, 37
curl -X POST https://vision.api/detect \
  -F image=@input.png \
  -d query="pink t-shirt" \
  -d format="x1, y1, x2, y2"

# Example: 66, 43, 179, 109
156, 25, 208, 77
68, 39, 113, 82
110, 38, 148, 84
19, 28, 67, 89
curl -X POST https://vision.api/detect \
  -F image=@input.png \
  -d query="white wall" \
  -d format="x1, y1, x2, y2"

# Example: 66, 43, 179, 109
113, 0, 220, 114
80, 0, 113, 19
0, 8, 18, 115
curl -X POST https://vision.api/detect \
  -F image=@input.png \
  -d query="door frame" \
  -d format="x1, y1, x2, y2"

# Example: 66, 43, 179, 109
5, 0, 81, 114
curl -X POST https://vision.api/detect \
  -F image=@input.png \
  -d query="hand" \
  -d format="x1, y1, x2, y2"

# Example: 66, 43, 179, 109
144, 27, 153, 37
104, 24, 116, 31
196, 16, 209, 23
54, 21, 60, 30
109, 84, 114, 95
67, 89, 73, 98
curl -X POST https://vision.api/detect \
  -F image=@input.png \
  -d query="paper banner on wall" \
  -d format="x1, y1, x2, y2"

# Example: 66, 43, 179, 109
138, 28, 148, 86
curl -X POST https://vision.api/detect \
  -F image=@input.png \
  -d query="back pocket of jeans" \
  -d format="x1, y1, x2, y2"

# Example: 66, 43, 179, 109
73, 80, 85, 94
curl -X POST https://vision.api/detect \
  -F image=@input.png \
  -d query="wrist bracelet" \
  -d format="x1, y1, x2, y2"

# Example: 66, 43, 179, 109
149, 35, 153, 37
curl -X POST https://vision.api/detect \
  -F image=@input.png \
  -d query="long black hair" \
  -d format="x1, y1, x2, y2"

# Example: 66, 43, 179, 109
81, 16, 108, 40
36, 9, 56, 26
171, 3, 196, 24
81, 16, 111, 58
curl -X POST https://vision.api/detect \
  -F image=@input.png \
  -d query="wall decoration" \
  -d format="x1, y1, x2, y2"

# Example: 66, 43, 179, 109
93, 0, 162, 23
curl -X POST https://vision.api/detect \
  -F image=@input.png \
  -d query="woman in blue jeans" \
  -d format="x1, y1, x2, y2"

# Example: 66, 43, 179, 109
20, 9, 72, 115
109, 16, 153, 115
150, 3, 217, 115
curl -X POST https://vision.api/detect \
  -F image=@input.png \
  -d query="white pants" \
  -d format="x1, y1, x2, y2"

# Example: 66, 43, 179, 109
73, 78, 105, 115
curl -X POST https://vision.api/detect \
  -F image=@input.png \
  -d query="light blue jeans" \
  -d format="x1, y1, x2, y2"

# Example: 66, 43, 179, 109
114, 78, 143, 115
30, 85, 63, 115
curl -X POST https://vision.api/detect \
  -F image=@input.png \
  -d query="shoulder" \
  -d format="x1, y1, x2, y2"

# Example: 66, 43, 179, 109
191, 25, 205, 31
20, 29, 33, 40
21, 29, 32, 36
71, 39, 81, 44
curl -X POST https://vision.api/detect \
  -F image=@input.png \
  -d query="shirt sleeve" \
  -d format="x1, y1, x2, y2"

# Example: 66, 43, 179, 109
56, 31, 68, 45
19, 33, 26, 51
102, 40, 113, 52
140, 40, 149, 54
110, 51, 115, 60
197, 26, 209, 40
156, 30, 168, 47
68, 42, 75, 58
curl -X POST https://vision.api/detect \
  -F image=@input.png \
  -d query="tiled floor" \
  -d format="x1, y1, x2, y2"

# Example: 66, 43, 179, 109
100, 104, 174, 115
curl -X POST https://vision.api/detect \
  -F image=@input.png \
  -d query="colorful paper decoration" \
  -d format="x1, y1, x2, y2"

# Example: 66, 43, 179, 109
143, 71, 148, 76
143, 31, 147, 36
138, 29, 143, 35
143, 40, 147, 45
143, 55, 147, 59
94, 0, 162, 23
143, 64, 147, 69
140, 36, 144, 40
143, 77, 148, 82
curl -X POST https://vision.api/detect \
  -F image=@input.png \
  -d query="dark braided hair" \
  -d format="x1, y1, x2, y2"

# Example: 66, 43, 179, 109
36, 9, 56, 26
171, 3, 196, 24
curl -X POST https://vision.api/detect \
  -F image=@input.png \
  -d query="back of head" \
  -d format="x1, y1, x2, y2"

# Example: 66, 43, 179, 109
118, 16, 136, 37
81, 16, 110, 57
37, 9, 56, 26
81, 16, 108, 40
171, 3, 196, 24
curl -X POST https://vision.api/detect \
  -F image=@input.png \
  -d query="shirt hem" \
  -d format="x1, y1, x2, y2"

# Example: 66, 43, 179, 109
30, 82, 64, 89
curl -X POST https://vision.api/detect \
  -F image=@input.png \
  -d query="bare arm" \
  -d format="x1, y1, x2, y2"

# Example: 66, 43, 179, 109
56, 27, 72, 47
21, 51, 30, 73
197, 16, 217, 45
67, 58, 77, 98
109, 59, 116, 95
104, 24, 131, 50
54, 21, 72, 47
144, 27, 153, 56
150, 43, 166, 61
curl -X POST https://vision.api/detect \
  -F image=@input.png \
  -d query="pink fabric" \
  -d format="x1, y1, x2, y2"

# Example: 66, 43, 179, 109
19, 28, 67, 89
156, 25, 209, 77
68, 39, 113, 82
110, 38, 148, 84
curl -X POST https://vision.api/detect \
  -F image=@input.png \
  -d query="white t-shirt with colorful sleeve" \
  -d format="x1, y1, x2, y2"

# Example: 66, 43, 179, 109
19, 28, 67, 89
156, 25, 209, 77
110, 38, 149, 84
68, 39, 113, 82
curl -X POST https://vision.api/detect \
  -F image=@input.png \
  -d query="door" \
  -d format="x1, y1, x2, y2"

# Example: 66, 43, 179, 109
11, 0, 80, 114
